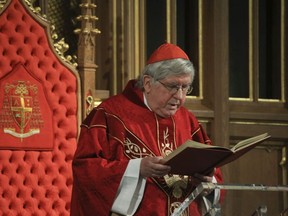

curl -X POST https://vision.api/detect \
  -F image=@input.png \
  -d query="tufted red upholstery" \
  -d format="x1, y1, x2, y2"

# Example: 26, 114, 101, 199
0, 0, 80, 215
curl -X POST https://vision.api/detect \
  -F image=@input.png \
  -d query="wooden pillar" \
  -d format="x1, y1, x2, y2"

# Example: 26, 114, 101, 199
202, 0, 230, 147
75, 0, 100, 118
211, 1, 229, 147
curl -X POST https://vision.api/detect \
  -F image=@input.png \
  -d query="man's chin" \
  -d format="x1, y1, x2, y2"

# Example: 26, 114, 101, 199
164, 109, 177, 117
156, 108, 178, 118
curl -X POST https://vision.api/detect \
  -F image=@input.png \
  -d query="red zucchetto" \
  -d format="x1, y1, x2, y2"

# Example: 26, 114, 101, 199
147, 43, 190, 64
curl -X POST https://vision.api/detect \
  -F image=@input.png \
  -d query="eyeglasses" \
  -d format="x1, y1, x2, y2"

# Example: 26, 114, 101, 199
158, 80, 193, 95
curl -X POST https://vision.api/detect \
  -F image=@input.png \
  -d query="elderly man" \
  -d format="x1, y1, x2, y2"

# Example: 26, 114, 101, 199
71, 43, 223, 216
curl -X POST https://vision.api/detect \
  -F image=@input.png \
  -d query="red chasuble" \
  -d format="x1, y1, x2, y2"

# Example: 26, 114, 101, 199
71, 80, 223, 216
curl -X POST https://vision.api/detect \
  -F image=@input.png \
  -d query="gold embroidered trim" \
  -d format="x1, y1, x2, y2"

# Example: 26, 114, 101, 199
124, 137, 151, 159
160, 126, 174, 157
191, 127, 200, 137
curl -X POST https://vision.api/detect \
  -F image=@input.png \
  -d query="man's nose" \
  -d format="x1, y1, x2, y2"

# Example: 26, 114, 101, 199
173, 88, 184, 99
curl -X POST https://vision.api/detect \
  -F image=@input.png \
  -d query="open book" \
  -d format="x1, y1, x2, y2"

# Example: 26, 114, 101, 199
163, 133, 271, 175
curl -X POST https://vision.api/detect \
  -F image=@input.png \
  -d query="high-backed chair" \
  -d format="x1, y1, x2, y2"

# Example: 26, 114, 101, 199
0, 0, 81, 215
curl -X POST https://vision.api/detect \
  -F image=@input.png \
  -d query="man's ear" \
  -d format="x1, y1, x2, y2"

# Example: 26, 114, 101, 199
143, 75, 152, 93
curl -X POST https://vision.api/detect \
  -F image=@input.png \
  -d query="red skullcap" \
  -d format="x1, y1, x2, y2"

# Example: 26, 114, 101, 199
147, 43, 190, 64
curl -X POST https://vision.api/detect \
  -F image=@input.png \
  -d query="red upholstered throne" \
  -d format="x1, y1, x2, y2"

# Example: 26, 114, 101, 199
0, 0, 81, 215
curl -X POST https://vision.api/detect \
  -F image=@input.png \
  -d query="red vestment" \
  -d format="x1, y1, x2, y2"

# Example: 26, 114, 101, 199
71, 80, 223, 216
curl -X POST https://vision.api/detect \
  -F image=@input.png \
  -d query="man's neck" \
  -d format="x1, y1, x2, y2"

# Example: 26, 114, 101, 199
143, 93, 152, 111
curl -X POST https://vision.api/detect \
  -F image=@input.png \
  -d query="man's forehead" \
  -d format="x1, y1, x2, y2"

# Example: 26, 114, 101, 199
163, 74, 192, 83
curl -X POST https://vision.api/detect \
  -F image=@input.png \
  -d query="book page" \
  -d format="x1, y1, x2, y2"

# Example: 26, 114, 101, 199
180, 140, 230, 150
164, 140, 231, 162
231, 133, 269, 152
163, 140, 232, 162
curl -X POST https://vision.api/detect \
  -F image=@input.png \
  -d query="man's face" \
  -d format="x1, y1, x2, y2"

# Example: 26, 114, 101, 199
144, 74, 192, 118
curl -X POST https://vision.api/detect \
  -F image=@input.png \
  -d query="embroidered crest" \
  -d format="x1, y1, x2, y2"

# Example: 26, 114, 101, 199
0, 63, 53, 150
0, 80, 43, 141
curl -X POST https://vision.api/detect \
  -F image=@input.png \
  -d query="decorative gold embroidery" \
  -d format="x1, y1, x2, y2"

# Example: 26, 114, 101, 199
170, 202, 188, 216
160, 127, 189, 199
123, 137, 152, 158
161, 127, 174, 157
0, 81, 44, 141
164, 175, 189, 198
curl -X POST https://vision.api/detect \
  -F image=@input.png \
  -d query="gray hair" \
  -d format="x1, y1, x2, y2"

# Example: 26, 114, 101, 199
136, 58, 195, 89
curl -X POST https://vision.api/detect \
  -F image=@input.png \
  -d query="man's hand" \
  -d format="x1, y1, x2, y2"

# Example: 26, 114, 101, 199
140, 156, 171, 178
191, 168, 216, 185
191, 168, 216, 196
